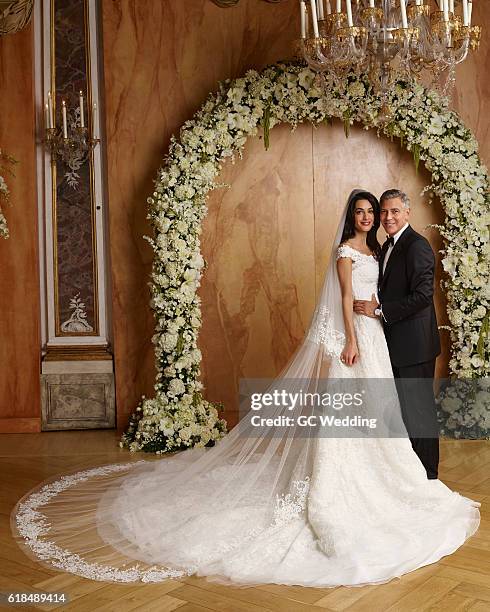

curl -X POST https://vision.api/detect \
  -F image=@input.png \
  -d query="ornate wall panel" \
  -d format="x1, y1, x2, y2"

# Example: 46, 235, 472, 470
53, 0, 97, 335
36, 0, 114, 429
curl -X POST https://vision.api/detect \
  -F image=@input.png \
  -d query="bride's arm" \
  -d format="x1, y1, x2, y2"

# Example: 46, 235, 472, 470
336, 257, 359, 366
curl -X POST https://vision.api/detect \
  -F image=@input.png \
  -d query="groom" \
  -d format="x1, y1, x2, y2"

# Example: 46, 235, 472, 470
354, 189, 441, 479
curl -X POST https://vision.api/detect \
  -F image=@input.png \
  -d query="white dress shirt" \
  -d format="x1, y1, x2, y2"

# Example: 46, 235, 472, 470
382, 222, 409, 274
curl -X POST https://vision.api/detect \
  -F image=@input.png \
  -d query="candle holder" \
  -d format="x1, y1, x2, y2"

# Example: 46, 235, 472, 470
325, 11, 347, 31
407, 4, 431, 20
42, 91, 100, 187
454, 24, 481, 50
43, 126, 99, 167
393, 26, 420, 43
336, 25, 367, 41
360, 7, 383, 23
43, 123, 100, 189
469, 25, 481, 50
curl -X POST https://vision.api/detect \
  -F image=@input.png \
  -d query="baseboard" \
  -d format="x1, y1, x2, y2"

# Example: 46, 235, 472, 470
0, 418, 42, 433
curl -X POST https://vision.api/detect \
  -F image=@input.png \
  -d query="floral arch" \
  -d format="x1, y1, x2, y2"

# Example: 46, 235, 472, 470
121, 62, 490, 453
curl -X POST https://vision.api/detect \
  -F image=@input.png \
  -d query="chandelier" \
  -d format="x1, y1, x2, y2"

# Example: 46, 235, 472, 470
298, 1, 481, 97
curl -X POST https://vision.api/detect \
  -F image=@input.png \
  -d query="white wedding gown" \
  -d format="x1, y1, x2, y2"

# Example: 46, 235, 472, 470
12, 244, 480, 588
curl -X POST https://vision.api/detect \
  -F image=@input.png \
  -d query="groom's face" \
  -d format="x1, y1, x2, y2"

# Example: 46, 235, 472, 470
380, 197, 410, 236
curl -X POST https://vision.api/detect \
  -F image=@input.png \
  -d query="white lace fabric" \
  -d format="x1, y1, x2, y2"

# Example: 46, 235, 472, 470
11, 198, 481, 588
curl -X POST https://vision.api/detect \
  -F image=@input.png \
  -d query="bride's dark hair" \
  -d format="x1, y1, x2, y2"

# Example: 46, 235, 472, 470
340, 190, 381, 259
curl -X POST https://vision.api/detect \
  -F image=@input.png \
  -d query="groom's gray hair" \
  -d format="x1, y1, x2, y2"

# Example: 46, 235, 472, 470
380, 189, 410, 209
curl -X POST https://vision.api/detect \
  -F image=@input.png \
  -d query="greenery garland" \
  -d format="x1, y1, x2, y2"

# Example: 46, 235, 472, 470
121, 62, 489, 453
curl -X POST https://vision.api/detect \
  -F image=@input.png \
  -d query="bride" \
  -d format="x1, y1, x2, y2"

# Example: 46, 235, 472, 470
12, 190, 480, 587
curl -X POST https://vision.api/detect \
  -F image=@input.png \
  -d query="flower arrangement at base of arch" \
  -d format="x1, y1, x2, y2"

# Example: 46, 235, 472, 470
121, 61, 489, 453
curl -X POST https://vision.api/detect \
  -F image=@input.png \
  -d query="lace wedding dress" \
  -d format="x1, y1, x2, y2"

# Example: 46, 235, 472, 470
11, 195, 480, 588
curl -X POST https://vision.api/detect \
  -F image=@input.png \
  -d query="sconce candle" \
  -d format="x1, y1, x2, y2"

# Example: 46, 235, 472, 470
79, 91, 85, 128
47, 91, 53, 129
62, 100, 68, 139
92, 103, 98, 141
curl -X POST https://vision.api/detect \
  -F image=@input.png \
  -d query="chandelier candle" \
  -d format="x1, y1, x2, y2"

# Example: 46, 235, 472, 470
443, 0, 449, 21
346, 0, 353, 26
300, 0, 306, 37
336, 0, 341, 14
309, 0, 320, 36
400, 0, 408, 28
326, 0, 332, 15
462, 0, 468, 26
468, 0, 472, 24
369, 0, 375, 7
316, 0, 324, 21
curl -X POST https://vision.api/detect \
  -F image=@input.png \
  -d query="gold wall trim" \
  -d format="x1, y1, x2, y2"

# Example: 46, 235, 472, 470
50, 0, 100, 338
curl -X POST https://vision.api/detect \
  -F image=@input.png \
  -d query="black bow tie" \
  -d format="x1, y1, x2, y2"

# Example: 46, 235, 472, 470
385, 236, 394, 248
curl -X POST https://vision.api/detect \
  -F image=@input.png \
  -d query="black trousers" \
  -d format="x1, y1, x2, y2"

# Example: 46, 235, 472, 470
391, 359, 440, 479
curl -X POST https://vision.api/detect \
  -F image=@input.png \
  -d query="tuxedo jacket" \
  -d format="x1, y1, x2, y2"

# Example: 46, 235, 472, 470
378, 225, 441, 368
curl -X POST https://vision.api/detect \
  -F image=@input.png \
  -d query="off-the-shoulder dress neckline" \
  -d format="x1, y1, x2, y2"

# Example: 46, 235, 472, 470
339, 243, 376, 259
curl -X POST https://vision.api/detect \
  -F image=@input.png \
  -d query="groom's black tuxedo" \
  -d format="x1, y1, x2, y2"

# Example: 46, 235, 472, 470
378, 224, 440, 479
377, 225, 441, 366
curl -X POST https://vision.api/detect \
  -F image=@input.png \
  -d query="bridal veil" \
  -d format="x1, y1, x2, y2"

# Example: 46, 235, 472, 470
10, 190, 480, 586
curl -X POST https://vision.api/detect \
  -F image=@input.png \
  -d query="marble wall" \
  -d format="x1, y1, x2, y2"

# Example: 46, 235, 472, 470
0, 23, 40, 432
101, 0, 490, 429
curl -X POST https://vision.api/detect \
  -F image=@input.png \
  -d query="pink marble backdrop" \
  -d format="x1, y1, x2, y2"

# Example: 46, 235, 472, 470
99, 0, 490, 429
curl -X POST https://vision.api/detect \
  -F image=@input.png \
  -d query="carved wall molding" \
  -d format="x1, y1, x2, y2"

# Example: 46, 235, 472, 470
0, 0, 34, 36
210, 0, 284, 7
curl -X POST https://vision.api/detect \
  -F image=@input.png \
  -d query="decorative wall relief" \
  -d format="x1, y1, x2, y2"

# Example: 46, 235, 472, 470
0, 0, 34, 35
60, 294, 94, 333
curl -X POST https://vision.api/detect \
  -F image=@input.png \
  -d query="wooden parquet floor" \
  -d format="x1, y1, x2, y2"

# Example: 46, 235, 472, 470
0, 431, 488, 612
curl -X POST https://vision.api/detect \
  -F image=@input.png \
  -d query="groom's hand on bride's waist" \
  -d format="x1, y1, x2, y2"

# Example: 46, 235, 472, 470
353, 294, 379, 318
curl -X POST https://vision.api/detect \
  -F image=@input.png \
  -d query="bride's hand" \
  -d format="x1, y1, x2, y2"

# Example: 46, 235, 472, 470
340, 341, 359, 366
